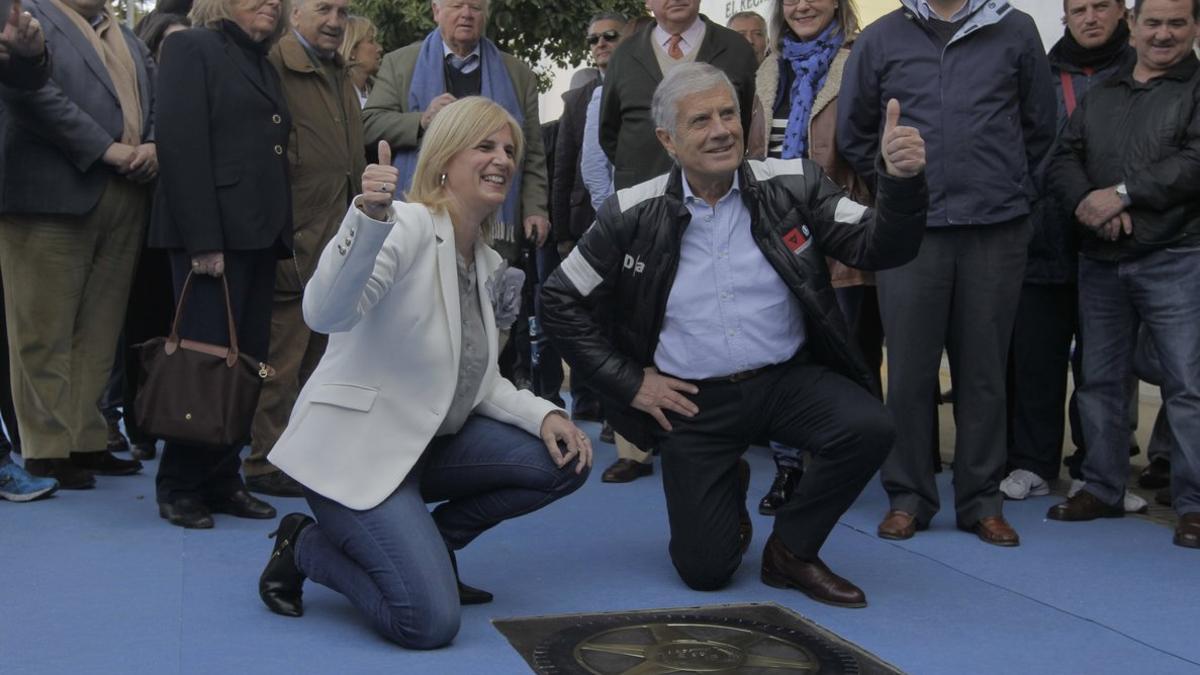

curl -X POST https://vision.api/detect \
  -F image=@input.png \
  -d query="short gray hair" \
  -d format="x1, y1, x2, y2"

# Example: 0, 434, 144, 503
589, 11, 626, 26
651, 62, 739, 138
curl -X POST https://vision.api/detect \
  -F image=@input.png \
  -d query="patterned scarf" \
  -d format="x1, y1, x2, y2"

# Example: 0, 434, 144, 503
779, 22, 843, 159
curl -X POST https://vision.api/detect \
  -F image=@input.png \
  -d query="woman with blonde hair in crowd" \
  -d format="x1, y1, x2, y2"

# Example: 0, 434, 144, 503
339, 15, 382, 108
752, 0, 881, 514
147, 0, 293, 528
257, 97, 592, 648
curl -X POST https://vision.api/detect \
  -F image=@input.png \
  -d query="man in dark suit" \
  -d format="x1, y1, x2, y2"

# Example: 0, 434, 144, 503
551, 11, 626, 426
599, 0, 757, 190
0, 0, 154, 489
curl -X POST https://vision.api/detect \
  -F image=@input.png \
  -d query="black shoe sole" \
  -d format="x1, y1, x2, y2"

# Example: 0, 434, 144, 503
158, 506, 214, 529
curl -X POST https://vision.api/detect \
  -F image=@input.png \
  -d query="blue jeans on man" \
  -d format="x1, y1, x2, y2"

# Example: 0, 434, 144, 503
1076, 248, 1200, 516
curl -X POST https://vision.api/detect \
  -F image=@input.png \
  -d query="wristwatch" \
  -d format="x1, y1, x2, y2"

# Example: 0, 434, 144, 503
1115, 182, 1132, 208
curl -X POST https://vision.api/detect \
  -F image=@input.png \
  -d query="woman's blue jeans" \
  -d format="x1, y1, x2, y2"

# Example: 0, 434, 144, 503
294, 415, 588, 648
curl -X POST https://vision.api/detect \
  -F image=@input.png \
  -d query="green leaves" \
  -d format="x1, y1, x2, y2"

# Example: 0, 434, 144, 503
351, 0, 647, 91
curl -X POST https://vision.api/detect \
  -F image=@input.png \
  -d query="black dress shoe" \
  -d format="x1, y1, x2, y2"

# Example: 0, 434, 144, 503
130, 442, 157, 461
737, 458, 752, 555
1046, 490, 1124, 521
761, 533, 866, 608
758, 463, 802, 516
159, 498, 215, 529
601, 458, 652, 483
449, 550, 493, 605
1175, 513, 1200, 549
69, 450, 142, 476
245, 471, 305, 498
1137, 457, 1171, 490
24, 458, 96, 490
598, 421, 615, 444
208, 489, 276, 519
260, 513, 314, 617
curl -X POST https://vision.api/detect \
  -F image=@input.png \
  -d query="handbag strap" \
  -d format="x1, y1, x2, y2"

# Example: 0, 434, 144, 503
167, 271, 242, 366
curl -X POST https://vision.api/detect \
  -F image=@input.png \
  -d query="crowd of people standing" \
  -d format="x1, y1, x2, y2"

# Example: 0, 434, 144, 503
1, 0, 1198, 650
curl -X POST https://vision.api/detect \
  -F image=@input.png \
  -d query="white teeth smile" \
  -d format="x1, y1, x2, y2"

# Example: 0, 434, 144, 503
483, 175, 505, 185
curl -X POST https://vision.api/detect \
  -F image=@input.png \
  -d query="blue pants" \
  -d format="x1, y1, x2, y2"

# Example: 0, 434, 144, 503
1077, 248, 1200, 515
295, 415, 589, 648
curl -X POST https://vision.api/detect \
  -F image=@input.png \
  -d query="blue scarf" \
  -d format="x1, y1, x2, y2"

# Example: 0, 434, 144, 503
396, 30, 525, 245
779, 23, 843, 160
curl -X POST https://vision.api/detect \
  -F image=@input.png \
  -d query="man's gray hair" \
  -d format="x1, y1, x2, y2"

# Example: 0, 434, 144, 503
589, 10, 626, 26
651, 63, 740, 137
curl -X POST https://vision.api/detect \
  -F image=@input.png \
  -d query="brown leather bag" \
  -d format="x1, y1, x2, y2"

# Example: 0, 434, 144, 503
133, 272, 275, 448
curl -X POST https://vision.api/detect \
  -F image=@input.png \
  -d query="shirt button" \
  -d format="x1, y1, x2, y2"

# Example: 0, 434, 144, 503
272, 114, 281, 124
274, 145, 283, 155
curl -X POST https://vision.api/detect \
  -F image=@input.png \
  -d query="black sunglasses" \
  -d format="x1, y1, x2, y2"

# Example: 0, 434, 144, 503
586, 30, 621, 46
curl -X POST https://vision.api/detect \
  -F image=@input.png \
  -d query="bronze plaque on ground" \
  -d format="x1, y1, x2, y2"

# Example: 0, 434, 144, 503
492, 602, 903, 674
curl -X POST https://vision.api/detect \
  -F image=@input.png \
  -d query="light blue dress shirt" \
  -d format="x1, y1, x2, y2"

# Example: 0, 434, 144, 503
581, 85, 614, 211
653, 172, 806, 380
914, 0, 979, 22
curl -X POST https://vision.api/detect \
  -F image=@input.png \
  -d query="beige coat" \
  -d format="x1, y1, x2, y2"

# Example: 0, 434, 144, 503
268, 33, 366, 292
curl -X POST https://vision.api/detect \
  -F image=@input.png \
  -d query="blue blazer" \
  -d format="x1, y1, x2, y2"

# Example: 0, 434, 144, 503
0, 0, 155, 216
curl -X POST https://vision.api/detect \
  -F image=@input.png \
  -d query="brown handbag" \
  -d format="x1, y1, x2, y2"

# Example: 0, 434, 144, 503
133, 272, 275, 448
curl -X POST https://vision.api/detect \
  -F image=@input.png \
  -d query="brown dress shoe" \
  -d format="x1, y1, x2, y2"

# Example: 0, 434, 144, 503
1046, 490, 1123, 521
1175, 513, 1200, 549
761, 534, 866, 608
601, 458, 652, 483
70, 450, 142, 476
24, 458, 96, 490
877, 510, 918, 540
963, 515, 1020, 547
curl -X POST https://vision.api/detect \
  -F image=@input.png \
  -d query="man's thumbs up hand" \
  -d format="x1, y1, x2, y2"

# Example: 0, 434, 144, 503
881, 98, 925, 179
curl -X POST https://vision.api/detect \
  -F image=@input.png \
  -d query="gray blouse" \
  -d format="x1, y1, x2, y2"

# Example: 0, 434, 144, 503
435, 252, 489, 436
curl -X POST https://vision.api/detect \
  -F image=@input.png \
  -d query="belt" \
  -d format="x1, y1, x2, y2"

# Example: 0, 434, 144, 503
694, 364, 774, 385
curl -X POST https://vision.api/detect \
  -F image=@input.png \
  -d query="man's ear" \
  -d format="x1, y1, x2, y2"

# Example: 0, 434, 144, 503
655, 127, 675, 159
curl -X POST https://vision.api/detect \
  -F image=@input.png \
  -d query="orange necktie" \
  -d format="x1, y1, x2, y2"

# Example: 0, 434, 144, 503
667, 33, 683, 60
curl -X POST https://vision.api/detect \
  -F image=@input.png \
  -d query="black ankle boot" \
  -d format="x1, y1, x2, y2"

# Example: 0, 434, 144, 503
758, 462, 802, 516
259, 513, 314, 617
449, 550, 493, 605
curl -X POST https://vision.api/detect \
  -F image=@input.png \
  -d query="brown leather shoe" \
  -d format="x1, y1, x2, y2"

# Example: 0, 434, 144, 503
24, 458, 96, 490
601, 458, 652, 483
761, 534, 866, 608
877, 510, 919, 540
1046, 490, 1123, 521
1175, 513, 1200, 549
70, 450, 142, 476
963, 515, 1020, 547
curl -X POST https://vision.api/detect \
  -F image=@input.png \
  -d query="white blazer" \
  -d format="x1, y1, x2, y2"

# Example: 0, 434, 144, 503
268, 201, 561, 510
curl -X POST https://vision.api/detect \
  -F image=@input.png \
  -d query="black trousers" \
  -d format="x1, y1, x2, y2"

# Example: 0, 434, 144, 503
652, 357, 892, 591
1006, 283, 1077, 481
155, 248, 275, 503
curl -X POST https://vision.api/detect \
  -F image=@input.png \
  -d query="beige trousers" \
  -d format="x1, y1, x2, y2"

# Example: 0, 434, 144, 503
0, 178, 147, 459
246, 285, 328, 477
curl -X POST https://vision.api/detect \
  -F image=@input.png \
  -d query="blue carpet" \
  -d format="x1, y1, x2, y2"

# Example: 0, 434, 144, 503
2, 429, 1198, 674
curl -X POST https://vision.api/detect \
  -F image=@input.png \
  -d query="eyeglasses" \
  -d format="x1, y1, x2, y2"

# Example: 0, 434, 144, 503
586, 30, 621, 46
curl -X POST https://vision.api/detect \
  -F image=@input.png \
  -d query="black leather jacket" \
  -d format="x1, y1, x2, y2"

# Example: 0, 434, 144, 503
1050, 54, 1200, 261
541, 159, 928, 449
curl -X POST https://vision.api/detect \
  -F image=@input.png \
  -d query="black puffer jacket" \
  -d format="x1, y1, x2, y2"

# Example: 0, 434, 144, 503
1051, 54, 1200, 261
541, 159, 927, 449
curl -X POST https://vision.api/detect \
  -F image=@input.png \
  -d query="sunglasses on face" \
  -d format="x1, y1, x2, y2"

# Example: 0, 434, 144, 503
587, 30, 621, 46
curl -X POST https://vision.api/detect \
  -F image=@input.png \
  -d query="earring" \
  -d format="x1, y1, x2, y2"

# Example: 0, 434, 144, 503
439, 173, 447, 186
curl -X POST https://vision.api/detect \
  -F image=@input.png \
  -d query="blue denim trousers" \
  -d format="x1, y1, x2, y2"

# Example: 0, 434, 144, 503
294, 415, 589, 648
1077, 248, 1200, 515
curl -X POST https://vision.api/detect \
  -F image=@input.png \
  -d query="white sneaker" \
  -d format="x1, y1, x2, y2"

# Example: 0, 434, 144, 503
1124, 491, 1148, 513
1000, 469, 1050, 500
1068, 479, 1086, 497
